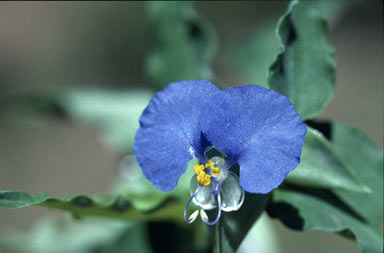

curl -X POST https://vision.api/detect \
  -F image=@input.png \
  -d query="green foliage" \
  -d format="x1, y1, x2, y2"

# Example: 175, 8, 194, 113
0, 160, 206, 252
0, 190, 183, 222
269, 0, 335, 119
146, 1, 217, 90
230, 0, 355, 89
268, 122, 383, 253
0, 159, 199, 223
271, 189, 382, 253
332, 123, 383, 245
0, 191, 49, 208
286, 126, 369, 192
0, 159, 200, 222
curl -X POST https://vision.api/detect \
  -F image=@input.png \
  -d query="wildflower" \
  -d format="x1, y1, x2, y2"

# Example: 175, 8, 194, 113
134, 80, 306, 225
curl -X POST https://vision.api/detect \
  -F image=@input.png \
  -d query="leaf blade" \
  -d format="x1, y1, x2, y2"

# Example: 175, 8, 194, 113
331, 122, 383, 230
286, 127, 369, 193
0, 190, 183, 223
0, 191, 49, 208
270, 189, 383, 253
269, 122, 383, 253
268, 0, 335, 119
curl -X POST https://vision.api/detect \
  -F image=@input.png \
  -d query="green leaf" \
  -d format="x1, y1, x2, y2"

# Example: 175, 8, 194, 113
0, 160, 205, 252
286, 127, 369, 192
0, 191, 49, 208
0, 190, 183, 222
269, 122, 383, 253
268, 0, 335, 119
0, 159, 199, 222
146, 1, 217, 90
270, 189, 383, 253
229, 0, 353, 88
331, 122, 383, 232
215, 193, 269, 253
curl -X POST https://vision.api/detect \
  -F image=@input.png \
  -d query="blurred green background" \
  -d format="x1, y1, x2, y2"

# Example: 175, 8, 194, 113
0, 1, 382, 252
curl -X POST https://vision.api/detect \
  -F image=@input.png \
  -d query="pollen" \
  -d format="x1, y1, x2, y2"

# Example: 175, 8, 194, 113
211, 167, 220, 177
205, 160, 220, 177
197, 172, 211, 186
194, 164, 205, 175
194, 164, 211, 185
205, 160, 215, 169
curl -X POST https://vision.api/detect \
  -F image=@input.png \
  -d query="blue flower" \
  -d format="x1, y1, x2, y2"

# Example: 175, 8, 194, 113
134, 80, 306, 225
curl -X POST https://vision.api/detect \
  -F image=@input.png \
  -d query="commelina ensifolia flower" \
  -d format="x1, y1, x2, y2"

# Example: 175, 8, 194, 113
134, 80, 306, 225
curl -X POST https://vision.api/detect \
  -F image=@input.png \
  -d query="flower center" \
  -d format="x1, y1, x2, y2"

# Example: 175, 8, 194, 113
193, 156, 227, 186
184, 156, 244, 226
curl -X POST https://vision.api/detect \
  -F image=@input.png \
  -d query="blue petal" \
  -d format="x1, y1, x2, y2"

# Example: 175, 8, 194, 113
134, 80, 219, 191
200, 85, 306, 194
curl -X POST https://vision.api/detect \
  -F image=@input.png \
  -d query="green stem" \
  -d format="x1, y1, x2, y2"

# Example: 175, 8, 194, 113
214, 221, 222, 253
214, 218, 235, 253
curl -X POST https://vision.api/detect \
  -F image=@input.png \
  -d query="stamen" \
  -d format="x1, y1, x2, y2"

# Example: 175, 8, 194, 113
200, 209, 209, 222
184, 185, 203, 224
212, 167, 220, 177
200, 184, 222, 226
205, 160, 215, 169
205, 157, 224, 178
194, 164, 205, 174
194, 163, 211, 186
197, 172, 211, 186
188, 210, 199, 223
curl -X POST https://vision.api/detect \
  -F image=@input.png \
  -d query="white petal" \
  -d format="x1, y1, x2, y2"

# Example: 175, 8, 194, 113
190, 176, 217, 210
221, 171, 244, 212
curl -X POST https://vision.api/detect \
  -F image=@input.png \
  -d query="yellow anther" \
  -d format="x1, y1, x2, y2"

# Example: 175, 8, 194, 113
194, 164, 210, 185
197, 172, 211, 186
194, 160, 221, 186
205, 160, 215, 169
212, 167, 220, 177
194, 164, 205, 175
205, 160, 221, 177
